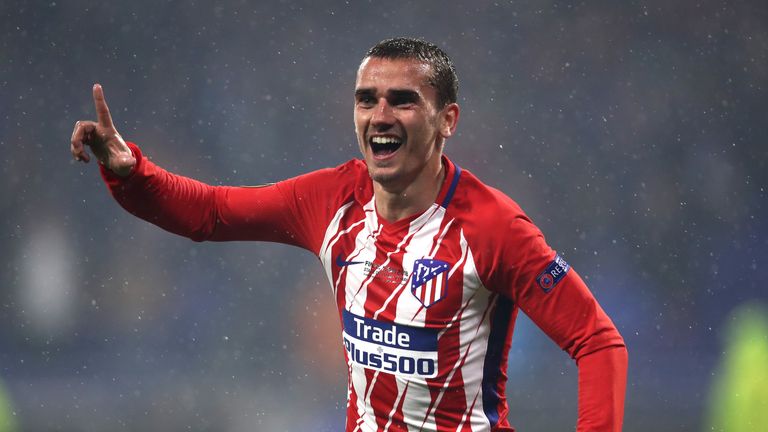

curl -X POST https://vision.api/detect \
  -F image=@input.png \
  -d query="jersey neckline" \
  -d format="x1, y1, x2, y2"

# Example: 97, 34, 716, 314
366, 155, 462, 231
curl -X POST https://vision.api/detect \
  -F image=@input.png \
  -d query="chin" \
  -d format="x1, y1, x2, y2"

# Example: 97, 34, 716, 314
367, 167, 401, 185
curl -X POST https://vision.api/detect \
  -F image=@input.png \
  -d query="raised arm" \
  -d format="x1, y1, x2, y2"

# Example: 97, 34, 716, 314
70, 84, 330, 252
97, 142, 306, 245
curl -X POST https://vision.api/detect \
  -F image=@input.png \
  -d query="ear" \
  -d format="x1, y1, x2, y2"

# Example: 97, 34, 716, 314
439, 103, 460, 138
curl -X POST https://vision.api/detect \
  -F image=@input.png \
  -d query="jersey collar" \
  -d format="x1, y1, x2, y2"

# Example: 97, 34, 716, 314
353, 155, 463, 229
435, 155, 462, 210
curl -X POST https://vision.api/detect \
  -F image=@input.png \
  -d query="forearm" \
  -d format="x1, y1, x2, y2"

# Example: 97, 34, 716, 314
100, 142, 223, 241
576, 345, 628, 432
99, 142, 305, 245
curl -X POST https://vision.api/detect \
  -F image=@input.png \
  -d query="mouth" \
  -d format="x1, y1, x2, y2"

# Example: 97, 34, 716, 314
369, 136, 403, 159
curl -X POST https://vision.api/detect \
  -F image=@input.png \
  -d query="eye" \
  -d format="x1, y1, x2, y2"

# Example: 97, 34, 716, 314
355, 90, 377, 108
357, 95, 375, 108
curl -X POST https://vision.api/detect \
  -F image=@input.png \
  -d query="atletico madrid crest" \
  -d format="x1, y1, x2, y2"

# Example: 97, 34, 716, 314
411, 259, 450, 308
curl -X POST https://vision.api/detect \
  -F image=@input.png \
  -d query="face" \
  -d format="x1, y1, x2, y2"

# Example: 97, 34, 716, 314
354, 57, 458, 189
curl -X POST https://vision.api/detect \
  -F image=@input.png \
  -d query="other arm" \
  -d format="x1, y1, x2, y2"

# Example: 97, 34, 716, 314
510, 222, 628, 431
576, 344, 628, 431
481, 213, 627, 431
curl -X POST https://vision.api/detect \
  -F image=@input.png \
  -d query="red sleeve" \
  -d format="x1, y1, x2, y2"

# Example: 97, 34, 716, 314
480, 215, 625, 358
99, 142, 352, 254
475, 204, 627, 430
576, 346, 628, 431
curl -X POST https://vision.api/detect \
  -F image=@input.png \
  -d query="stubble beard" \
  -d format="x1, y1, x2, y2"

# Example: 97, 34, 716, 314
368, 166, 400, 187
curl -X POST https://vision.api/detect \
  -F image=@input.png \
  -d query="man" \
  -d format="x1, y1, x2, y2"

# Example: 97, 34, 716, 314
71, 38, 627, 431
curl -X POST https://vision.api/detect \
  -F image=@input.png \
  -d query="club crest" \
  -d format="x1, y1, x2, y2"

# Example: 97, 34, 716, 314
411, 259, 450, 308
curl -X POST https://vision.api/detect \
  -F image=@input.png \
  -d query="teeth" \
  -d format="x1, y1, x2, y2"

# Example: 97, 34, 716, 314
371, 136, 401, 145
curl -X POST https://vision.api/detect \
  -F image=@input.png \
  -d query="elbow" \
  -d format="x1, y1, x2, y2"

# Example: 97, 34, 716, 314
571, 325, 627, 362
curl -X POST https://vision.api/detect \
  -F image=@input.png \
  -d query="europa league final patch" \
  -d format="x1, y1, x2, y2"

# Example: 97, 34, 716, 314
536, 254, 570, 293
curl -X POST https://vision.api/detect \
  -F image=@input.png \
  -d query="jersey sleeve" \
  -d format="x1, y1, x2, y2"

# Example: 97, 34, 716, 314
99, 142, 350, 254
478, 212, 625, 359
473, 201, 627, 430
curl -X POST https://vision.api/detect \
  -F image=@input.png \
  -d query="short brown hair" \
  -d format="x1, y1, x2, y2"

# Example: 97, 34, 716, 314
364, 37, 459, 108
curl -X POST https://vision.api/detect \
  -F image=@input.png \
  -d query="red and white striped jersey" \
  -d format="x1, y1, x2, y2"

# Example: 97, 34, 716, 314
103, 143, 626, 432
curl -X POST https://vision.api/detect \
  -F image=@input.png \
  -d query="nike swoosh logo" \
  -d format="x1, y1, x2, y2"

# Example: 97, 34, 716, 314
336, 253, 364, 267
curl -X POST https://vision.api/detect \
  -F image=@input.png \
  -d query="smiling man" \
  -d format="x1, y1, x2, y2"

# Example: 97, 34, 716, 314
71, 38, 627, 431
353, 54, 456, 221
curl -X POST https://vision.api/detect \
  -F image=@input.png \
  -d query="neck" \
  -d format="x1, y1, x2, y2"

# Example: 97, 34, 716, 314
373, 157, 446, 223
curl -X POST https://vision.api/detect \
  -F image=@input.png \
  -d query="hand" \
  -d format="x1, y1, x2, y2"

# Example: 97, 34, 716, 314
71, 84, 136, 177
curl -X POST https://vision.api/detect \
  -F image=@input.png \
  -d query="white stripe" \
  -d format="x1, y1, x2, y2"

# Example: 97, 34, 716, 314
350, 365, 379, 432
347, 198, 381, 316
362, 370, 382, 432
419, 289, 493, 430
446, 228, 468, 281
459, 239, 495, 431
351, 415, 365, 432
320, 201, 354, 257
392, 206, 451, 431
382, 378, 409, 432
362, 225, 415, 319
370, 209, 442, 319
419, 230, 493, 431
427, 218, 454, 258
329, 218, 368, 297
320, 201, 355, 285
454, 387, 481, 431
436, 235, 470, 340
336, 221, 381, 302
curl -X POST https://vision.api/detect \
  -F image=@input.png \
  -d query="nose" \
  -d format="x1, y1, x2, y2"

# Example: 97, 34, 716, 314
370, 98, 395, 129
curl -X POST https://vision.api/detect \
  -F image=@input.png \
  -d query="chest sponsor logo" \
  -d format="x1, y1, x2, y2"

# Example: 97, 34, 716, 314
411, 259, 450, 308
536, 254, 570, 293
342, 309, 438, 378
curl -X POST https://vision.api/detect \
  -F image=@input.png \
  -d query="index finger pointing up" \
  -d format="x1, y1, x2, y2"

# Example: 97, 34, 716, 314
92, 83, 114, 128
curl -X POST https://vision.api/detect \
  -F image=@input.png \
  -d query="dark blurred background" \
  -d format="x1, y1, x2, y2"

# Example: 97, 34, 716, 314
1, 1, 766, 430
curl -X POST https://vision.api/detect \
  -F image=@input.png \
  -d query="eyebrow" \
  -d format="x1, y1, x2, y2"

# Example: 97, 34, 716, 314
389, 89, 420, 101
354, 88, 421, 100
